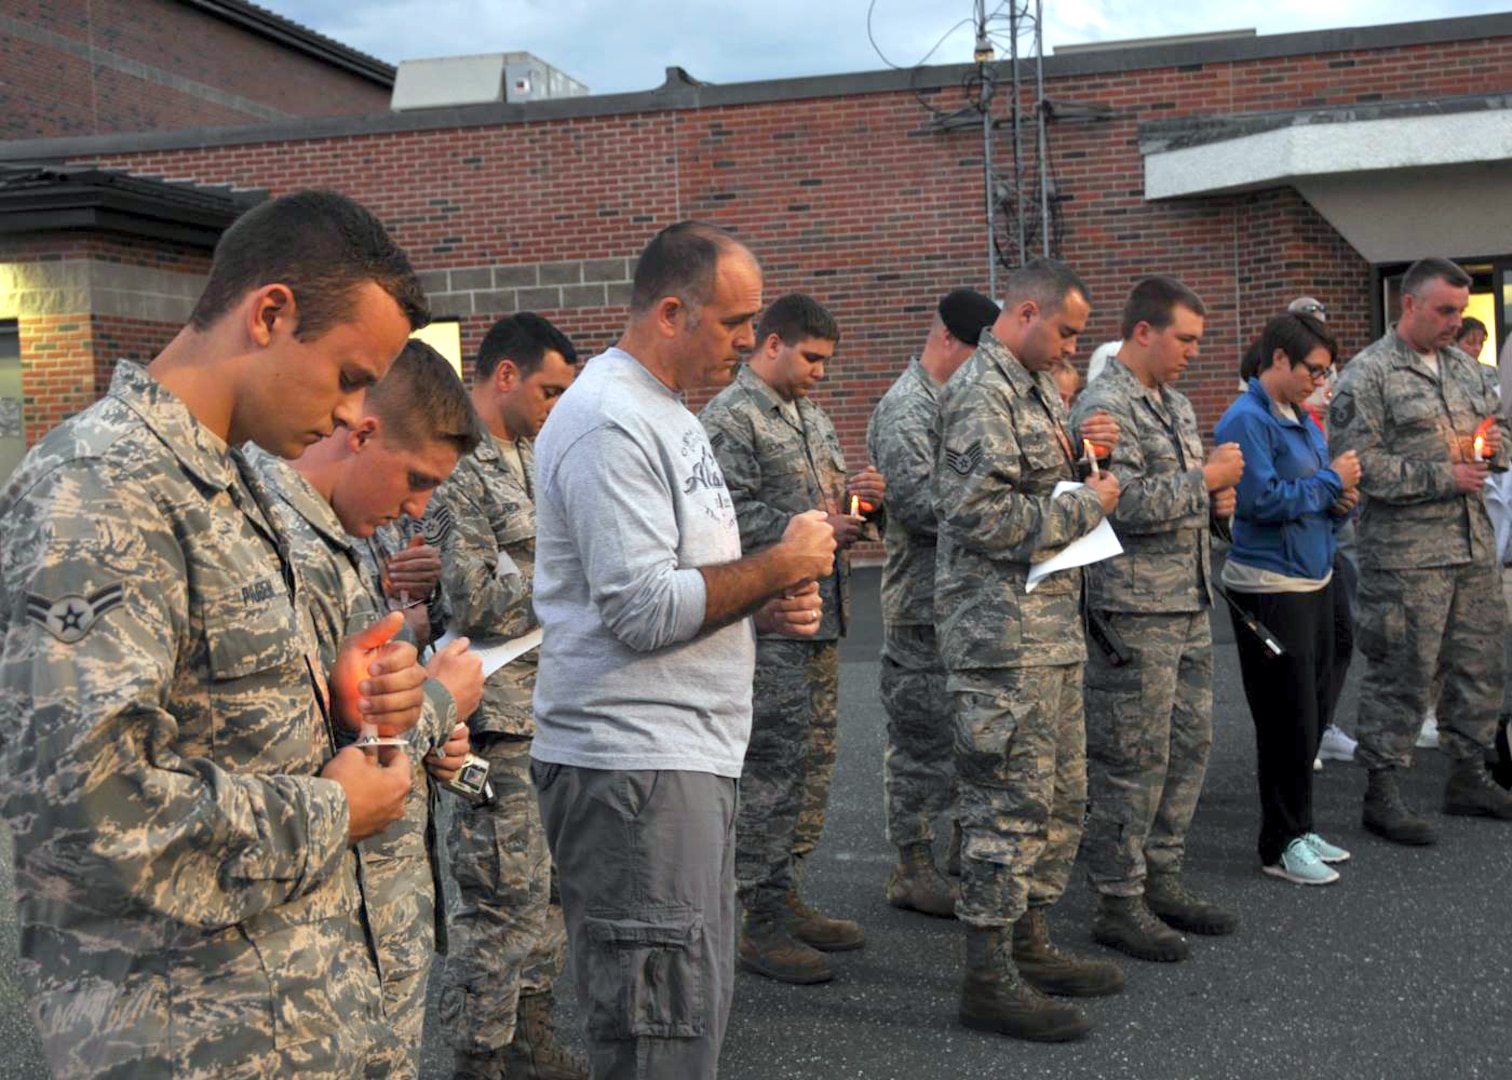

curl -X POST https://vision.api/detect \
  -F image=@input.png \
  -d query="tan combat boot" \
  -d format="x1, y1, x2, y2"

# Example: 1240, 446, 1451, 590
885, 841, 958, 918
740, 909, 833, 984
1011, 907, 1124, 997
959, 926, 1090, 1042
1363, 768, 1437, 845
1443, 757, 1512, 819
503, 990, 588, 1080
1145, 874, 1240, 936
1091, 894, 1190, 962
786, 862, 865, 951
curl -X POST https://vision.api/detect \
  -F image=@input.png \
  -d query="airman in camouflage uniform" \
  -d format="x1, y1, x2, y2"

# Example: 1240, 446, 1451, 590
866, 288, 1001, 918
247, 340, 480, 1076
0, 191, 431, 1078
1068, 277, 1242, 963
934, 259, 1124, 1043
427, 313, 585, 1080
0, 365, 396, 1078
701, 294, 882, 985
1328, 257, 1512, 841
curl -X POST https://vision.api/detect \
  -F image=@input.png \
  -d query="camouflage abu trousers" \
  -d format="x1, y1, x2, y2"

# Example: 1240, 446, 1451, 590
880, 624, 954, 847
1355, 560, 1506, 770
437, 734, 567, 1055
736, 638, 839, 912
951, 664, 1087, 928
360, 791, 437, 1079
1083, 610, 1214, 897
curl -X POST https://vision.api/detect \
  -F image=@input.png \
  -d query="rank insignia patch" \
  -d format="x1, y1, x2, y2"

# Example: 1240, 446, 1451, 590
26, 584, 125, 644
945, 441, 985, 476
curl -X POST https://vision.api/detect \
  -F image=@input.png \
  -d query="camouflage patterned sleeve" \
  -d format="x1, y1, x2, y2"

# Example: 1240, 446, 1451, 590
0, 465, 351, 928
867, 393, 937, 537
933, 380, 1104, 560
1329, 362, 1456, 505
428, 477, 530, 641
1072, 394, 1207, 535
415, 678, 457, 755
701, 406, 793, 552
1476, 362, 1512, 472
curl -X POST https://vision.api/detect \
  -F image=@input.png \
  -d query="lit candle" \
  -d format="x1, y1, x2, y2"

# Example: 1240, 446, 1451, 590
849, 494, 861, 517
1474, 435, 1486, 463
1084, 438, 1100, 479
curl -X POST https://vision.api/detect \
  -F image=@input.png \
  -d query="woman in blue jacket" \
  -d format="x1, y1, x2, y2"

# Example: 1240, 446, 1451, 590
1215, 313, 1362, 885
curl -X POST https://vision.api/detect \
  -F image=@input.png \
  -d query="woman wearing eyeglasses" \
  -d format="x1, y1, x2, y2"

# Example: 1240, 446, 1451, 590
1215, 313, 1361, 885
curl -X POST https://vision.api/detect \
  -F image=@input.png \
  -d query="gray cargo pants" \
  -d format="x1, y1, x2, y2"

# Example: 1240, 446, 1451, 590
532, 762, 736, 1079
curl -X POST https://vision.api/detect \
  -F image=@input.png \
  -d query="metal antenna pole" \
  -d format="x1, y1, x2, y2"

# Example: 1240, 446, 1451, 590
977, 0, 997, 297
1034, 0, 1050, 256
1008, 2, 1025, 266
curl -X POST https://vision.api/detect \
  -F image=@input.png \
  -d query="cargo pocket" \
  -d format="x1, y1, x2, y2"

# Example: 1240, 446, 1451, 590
583, 906, 705, 1040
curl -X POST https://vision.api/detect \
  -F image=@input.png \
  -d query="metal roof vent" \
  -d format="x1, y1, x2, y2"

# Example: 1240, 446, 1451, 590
391, 52, 588, 110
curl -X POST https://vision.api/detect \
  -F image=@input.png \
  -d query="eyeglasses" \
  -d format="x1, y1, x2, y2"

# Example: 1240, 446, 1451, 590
1295, 302, 1327, 316
1303, 362, 1334, 381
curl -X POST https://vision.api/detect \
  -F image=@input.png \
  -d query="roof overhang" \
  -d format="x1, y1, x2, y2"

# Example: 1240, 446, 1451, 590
0, 167, 262, 248
1141, 96, 1512, 263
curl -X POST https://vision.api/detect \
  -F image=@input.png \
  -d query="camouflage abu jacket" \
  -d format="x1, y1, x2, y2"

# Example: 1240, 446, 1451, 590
701, 363, 873, 640
1070, 357, 1212, 613
423, 433, 535, 737
867, 357, 942, 629
0, 361, 380, 1077
1329, 328, 1510, 571
933, 333, 1105, 671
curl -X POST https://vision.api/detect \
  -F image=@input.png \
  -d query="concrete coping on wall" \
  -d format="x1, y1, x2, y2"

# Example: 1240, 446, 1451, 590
0, 12, 1505, 164
1139, 92, 1512, 154
1142, 94, 1512, 200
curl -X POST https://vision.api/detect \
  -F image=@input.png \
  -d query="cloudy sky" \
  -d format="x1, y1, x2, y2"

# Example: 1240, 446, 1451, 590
277, 0, 1507, 95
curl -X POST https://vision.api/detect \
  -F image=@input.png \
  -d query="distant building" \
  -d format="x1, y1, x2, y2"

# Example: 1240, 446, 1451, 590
1, 0, 394, 140
1, 9, 1508, 489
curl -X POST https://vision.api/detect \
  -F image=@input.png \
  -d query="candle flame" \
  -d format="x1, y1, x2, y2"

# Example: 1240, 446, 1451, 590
849, 494, 860, 517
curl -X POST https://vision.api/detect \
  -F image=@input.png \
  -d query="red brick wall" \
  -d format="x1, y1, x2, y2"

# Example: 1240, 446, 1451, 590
2, 0, 390, 140
18, 314, 97, 444
90, 316, 182, 396
68, 31, 1509, 465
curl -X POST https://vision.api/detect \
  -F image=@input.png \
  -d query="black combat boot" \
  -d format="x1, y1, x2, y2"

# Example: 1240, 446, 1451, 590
959, 926, 1090, 1042
1011, 907, 1124, 997
740, 909, 833, 984
1363, 768, 1437, 845
503, 990, 588, 1080
1442, 757, 1512, 819
1091, 894, 1189, 962
886, 842, 958, 918
1145, 874, 1240, 936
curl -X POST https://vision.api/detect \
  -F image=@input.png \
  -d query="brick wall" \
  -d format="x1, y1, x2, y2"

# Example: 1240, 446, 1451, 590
2, 0, 391, 139
52, 29, 1509, 469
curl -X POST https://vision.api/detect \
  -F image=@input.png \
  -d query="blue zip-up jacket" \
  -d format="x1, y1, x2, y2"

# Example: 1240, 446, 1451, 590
1215, 378, 1343, 580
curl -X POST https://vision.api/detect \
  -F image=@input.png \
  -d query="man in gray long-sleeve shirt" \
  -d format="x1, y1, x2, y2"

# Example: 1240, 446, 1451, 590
531, 221, 837, 1078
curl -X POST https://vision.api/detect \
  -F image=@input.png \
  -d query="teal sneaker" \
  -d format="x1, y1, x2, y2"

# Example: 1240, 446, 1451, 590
1261, 838, 1340, 886
1300, 831, 1350, 864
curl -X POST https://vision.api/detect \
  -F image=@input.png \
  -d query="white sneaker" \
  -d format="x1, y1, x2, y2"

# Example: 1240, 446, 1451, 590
1318, 725, 1357, 762
1416, 710, 1440, 750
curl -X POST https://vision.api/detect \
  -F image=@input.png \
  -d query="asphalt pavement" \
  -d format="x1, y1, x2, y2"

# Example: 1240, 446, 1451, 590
0, 567, 1508, 1079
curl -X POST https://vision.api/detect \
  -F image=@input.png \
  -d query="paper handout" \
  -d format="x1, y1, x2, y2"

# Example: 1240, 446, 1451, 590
1024, 481, 1123, 593
433, 627, 543, 678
